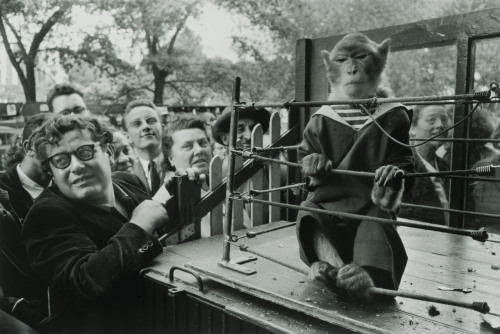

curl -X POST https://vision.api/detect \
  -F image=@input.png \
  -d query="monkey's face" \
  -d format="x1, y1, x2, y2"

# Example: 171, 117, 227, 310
322, 34, 390, 100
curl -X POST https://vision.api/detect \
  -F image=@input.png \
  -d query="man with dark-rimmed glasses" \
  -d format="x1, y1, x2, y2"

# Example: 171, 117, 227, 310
46, 82, 90, 116
21, 115, 172, 332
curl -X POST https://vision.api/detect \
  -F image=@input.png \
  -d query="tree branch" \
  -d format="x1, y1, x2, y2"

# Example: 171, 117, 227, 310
0, 10, 28, 90
3, 16, 27, 58
167, 9, 192, 55
28, 4, 71, 57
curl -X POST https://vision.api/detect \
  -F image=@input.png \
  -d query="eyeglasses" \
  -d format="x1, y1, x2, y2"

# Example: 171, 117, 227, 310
47, 143, 98, 169
59, 106, 87, 116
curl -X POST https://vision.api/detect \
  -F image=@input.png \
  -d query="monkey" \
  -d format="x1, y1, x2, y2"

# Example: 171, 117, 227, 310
296, 33, 415, 303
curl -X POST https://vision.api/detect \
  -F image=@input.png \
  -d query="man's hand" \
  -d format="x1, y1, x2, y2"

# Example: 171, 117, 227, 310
130, 200, 168, 234
301, 153, 333, 190
374, 165, 403, 190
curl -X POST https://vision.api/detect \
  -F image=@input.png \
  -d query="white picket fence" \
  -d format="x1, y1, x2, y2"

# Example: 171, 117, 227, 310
206, 110, 285, 236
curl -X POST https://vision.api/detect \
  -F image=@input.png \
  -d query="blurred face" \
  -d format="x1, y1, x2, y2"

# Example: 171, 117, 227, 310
124, 106, 162, 151
112, 132, 135, 173
52, 93, 88, 116
221, 118, 257, 150
23, 139, 52, 185
168, 128, 212, 175
411, 106, 448, 149
212, 142, 228, 159
46, 129, 112, 204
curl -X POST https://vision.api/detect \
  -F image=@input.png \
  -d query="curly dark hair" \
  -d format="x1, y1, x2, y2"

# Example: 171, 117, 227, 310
30, 115, 113, 169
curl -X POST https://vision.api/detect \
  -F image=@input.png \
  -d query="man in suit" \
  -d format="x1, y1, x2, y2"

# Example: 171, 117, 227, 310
0, 113, 52, 221
21, 115, 171, 332
122, 99, 164, 195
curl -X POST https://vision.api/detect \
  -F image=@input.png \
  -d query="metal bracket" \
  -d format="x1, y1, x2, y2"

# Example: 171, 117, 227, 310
218, 255, 258, 275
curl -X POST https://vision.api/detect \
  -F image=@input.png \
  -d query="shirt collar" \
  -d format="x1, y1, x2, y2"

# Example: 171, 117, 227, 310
138, 154, 163, 175
16, 164, 46, 199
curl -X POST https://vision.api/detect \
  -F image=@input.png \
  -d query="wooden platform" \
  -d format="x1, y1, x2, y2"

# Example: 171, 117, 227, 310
145, 221, 500, 333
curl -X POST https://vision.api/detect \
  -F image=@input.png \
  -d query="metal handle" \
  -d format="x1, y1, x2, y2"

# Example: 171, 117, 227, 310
169, 266, 204, 292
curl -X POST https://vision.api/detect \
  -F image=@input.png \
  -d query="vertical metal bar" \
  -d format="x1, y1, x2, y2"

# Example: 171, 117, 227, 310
288, 38, 312, 221
222, 77, 241, 262
449, 36, 474, 228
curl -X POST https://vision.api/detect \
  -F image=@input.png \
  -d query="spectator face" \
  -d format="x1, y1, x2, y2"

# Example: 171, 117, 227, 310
124, 106, 162, 151
168, 128, 212, 175
112, 132, 135, 173
212, 141, 228, 159
45, 129, 112, 204
52, 93, 88, 116
221, 118, 257, 150
411, 106, 448, 149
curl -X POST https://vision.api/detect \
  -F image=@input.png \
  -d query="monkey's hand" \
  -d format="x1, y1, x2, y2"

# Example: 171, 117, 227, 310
336, 264, 374, 303
301, 153, 333, 190
308, 261, 340, 288
371, 165, 405, 212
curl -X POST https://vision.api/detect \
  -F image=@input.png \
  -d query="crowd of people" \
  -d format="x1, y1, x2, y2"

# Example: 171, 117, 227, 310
0, 82, 273, 332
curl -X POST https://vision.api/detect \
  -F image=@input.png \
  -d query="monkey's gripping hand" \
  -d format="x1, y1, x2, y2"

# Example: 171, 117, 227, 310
371, 165, 405, 212
301, 153, 333, 191
336, 264, 374, 303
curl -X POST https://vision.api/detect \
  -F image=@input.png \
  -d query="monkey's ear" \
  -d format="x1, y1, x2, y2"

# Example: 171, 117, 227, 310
378, 38, 391, 59
321, 50, 331, 72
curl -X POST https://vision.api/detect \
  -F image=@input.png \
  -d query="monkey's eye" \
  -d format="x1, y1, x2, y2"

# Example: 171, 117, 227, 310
355, 53, 372, 60
334, 57, 347, 63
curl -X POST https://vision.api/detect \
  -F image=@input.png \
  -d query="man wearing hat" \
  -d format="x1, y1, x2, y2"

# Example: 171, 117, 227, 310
212, 106, 271, 151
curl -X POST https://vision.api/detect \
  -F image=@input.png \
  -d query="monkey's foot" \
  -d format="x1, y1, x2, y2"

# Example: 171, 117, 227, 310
336, 263, 375, 303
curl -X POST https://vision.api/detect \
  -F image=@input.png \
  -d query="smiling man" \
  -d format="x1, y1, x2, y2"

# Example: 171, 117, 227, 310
123, 99, 164, 195
21, 115, 170, 332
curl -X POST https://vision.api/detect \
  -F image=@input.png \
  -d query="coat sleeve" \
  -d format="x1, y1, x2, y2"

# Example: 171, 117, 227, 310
21, 199, 162, 302
298, 116, 325, 161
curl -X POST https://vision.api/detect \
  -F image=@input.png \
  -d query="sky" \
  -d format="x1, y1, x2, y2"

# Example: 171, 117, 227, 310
188, 3, 239, 62
69, 2, 239, 64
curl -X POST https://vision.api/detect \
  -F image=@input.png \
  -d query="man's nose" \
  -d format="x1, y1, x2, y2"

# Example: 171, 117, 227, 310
69, 154, 85, 171
434, 119, 444, 129
117, 151, 128, 162
243, 125, 252, 140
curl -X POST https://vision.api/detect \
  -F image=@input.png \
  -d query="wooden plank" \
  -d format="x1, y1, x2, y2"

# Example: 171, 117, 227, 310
209, 156, 224, 236
268, 111, 281, 223
250, 124, 265, 227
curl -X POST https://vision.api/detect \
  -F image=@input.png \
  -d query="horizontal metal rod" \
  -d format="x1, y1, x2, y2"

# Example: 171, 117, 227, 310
412, 137, 500, 143
369, 288, 490, 313
252, 145, 301, 153
236, 196, 488, 241
230, 241, 491, 314
236, 151, 499, 180
401, 203, 500, 220
250, 183, 306, 195
240, 93, 488, 109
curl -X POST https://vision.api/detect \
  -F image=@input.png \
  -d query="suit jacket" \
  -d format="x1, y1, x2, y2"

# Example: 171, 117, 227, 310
0, 167, 34, 221
21, 172, 163, 332
399, 149, 450, 225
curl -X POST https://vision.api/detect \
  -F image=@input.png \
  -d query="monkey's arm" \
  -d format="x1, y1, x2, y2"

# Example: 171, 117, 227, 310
372, 108, 415, 211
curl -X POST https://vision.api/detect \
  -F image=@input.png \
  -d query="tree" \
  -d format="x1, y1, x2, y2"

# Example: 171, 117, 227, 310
215, 0, 499, 102
95, 0, 206, 104
0, 0, 75, 102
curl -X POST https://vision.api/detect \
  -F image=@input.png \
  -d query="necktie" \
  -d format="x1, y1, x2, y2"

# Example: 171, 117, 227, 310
149, 161, 161, 194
